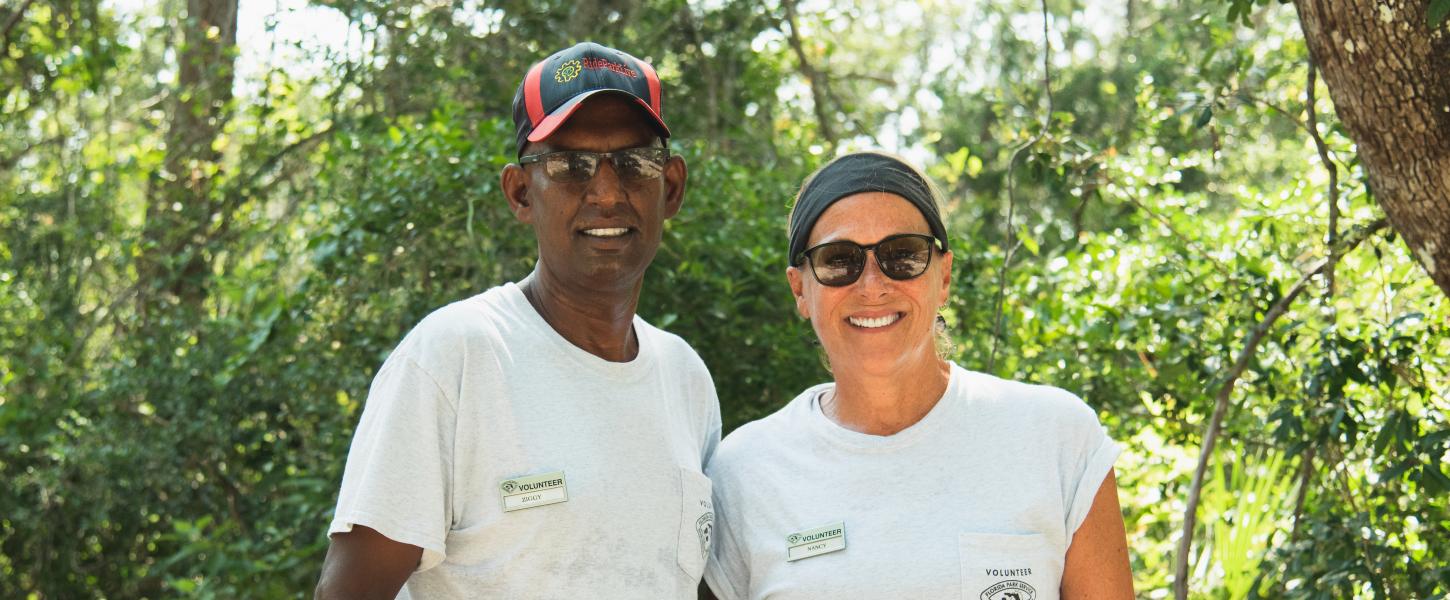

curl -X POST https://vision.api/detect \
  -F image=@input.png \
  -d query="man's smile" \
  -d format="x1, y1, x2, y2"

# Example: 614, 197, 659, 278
581, 227, 631, 237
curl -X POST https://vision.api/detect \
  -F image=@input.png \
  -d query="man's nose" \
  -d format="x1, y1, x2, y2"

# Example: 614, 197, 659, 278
584, 157, 626, 207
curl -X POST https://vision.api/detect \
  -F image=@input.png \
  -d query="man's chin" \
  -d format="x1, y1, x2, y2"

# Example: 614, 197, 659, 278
567, 260, 651, 291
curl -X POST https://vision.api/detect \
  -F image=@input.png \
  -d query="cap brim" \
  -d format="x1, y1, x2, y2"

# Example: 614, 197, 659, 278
526, 89, 671, 143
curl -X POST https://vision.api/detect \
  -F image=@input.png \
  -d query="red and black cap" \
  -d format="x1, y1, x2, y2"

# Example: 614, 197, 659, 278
511, 42, 670, 157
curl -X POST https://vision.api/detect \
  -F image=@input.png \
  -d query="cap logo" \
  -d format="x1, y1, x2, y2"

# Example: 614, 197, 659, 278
580, 57, 638, 78
554, 59, 583, 83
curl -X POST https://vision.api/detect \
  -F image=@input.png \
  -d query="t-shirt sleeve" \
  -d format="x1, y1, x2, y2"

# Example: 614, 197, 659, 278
700, 381, 723, 471
1059, 392, 1121, 538
703, 457, 749, 600
328, 351, 457, 572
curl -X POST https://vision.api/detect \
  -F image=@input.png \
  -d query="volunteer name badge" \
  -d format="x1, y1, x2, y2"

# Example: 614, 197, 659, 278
499, 470, 568, 512
785, 521, 846, 561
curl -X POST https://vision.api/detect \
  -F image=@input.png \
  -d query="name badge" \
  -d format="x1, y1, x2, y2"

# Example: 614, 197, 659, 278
500, 470, 568, 512
786, 521, 846, 561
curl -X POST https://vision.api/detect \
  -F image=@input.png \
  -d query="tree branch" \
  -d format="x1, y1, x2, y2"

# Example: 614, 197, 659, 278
988, 0, 1054, 374
824, 70, 897, 87
1305, 61, 1341, 296
0, 0, 36, 51
209, 123, 337, 243
779, 0, 836, 145
1172, 217, 1388, 600
1288, 446, 1315, 541
0, 133, 67, 173
1119, 187, 1235, 281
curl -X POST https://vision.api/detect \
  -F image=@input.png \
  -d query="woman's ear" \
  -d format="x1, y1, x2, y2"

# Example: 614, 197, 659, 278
787, 266, 810, 320
937, 250, 953, 302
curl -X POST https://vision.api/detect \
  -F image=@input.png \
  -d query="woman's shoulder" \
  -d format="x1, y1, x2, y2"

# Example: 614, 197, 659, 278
956, 366, 1101, 428
709, 383, 827, 473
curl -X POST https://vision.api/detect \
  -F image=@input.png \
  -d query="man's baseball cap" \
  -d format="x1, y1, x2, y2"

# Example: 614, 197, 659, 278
511, 42, 670, 156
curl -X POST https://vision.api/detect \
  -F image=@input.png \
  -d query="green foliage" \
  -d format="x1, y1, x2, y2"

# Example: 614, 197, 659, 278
1431, 0, 1450, 27
1198, 447, 1297, 599
2, 0, 1448, 598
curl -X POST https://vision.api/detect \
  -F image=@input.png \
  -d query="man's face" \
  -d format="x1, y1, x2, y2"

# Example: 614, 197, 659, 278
503, 95, 686, 295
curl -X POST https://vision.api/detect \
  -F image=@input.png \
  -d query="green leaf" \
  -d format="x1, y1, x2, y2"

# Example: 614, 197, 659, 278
1017, 225, 1040, 256
1429, 0, 1450, 27
1373, 411, 1400, 455
1194, 105, 1214, 129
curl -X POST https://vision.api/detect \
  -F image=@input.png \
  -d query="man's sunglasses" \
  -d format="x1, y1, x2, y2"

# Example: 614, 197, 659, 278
518, 146, 670, 183
795, 233, 943, 287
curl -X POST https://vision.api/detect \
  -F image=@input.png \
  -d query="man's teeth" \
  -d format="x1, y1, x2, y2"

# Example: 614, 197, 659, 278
583, 228, 629, 237
848, 313, 901, 328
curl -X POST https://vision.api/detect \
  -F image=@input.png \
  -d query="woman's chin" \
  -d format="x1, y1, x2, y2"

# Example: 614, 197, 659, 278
826, 345, 935, 377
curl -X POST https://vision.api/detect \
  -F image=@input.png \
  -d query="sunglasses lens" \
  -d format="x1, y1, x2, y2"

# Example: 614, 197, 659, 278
809, 243, 865, 286
876, 236, 933, 280
615, 148, 666, 180
543, 153, 599, 183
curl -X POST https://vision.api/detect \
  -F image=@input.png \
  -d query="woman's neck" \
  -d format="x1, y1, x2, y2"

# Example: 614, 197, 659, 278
823, 357, 952, 436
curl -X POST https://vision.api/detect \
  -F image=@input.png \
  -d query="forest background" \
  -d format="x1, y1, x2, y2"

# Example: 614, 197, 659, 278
3, 0, 1448, 597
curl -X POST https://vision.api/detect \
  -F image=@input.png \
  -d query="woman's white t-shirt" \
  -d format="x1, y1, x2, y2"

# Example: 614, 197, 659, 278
703, 363, 1119, 600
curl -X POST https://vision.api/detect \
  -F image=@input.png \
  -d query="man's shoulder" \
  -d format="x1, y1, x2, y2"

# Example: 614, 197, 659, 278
636, 317, 710, 373
397, 286, 519, 359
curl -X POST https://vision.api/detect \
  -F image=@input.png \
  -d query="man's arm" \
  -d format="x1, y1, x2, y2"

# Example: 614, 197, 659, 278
314, 525, 423, 600
1060, 468, 1134, 599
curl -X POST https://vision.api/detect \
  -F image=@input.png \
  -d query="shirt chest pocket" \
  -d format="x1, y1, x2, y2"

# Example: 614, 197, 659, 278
677, 467, 714, 579
959, 532, 1063, 600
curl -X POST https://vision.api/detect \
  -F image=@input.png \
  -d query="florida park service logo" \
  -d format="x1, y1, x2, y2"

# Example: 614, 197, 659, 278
980, 580, 1036, 600
555, 59, 582, 83
695, 511, 714, 559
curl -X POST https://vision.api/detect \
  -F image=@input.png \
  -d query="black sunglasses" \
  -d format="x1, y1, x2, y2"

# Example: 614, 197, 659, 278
518, 146, 670, 183
795, 233, 942, 287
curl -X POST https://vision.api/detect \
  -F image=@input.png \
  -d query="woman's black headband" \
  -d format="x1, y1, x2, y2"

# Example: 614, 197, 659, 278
788, 152, 949, 265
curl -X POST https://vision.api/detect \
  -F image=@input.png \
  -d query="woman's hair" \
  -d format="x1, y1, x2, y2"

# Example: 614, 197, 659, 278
790, 150, 957, 368
787, 151, 949, 265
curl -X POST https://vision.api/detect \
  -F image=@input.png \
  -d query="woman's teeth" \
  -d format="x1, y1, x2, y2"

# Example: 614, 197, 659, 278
583, 228, 629, 237
848, 313, 901, 328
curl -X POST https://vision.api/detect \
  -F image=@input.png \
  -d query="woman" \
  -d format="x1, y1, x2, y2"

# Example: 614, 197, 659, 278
703, 152, 1132, 599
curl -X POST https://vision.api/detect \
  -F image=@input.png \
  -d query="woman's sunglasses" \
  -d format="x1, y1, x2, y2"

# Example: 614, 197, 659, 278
795, 233, 942, 287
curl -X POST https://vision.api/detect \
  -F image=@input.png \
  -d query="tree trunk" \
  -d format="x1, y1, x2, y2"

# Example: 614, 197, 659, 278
139, 0, 238, 312
1293, 0, 1450, 298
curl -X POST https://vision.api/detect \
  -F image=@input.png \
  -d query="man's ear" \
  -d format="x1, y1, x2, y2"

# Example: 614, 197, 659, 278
661, 154, 687, 220
786, 266, 810, 320
501, 163, 532, 223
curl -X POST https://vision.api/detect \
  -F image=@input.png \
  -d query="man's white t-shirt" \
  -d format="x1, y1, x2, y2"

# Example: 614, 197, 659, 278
703, 363, 1119, 600
329, 282, 721, 599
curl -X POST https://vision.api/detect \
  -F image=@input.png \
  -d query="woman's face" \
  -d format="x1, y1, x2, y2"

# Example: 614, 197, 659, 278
787, 192, 953, 376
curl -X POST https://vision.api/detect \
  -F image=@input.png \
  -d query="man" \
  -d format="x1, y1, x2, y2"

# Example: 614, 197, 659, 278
315, 42, 721, 599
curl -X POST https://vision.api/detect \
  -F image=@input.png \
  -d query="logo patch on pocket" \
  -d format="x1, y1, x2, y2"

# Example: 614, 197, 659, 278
695, 511, 713, 559
980, 579, 1037, 600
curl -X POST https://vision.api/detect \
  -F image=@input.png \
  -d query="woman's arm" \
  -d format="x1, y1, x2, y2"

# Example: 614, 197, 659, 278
1061, 468, 1134, 599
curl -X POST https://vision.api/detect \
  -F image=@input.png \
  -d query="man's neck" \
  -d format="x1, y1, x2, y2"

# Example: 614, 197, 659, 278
519, 272, 642, 362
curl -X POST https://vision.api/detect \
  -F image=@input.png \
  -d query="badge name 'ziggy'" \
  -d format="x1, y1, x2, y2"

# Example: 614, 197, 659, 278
500, 470, 568, 512
785, 521, 846, 561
